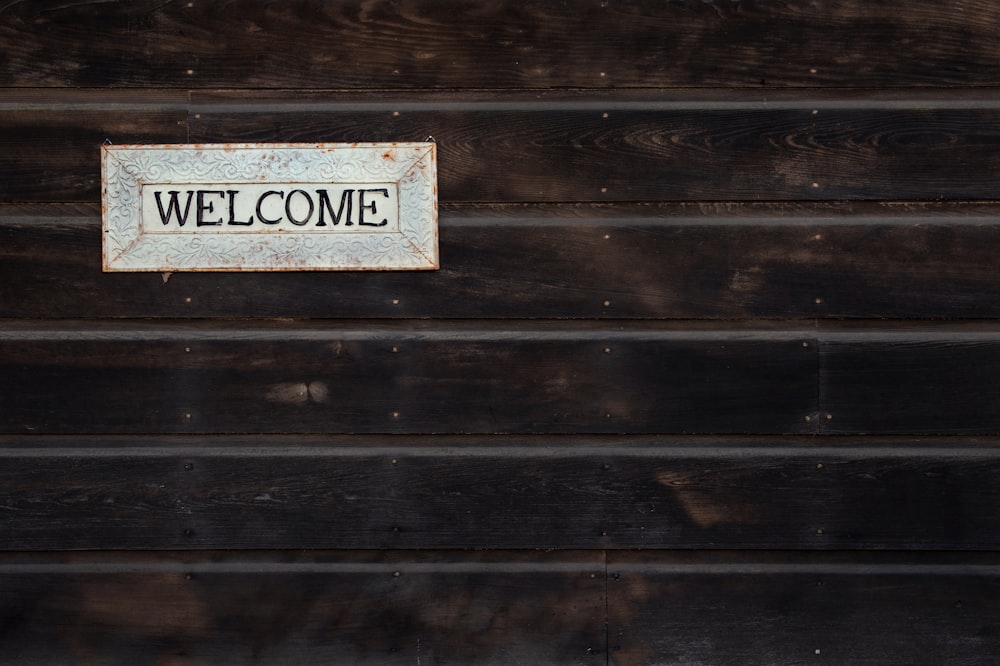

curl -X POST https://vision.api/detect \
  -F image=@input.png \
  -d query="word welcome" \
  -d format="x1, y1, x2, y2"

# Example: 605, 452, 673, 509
141, 183, 398, 232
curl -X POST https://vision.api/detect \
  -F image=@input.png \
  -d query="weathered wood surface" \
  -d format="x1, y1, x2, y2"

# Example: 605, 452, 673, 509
0, 92, 187, 202
190, 90, 1000, 202
4, 0, 1000, 663
9, 321, 1000, 436
0, 550, 606, 664
0, 550, 996, 664
2, 1, 999, 89
5, 202, 1000, 319
3, 436, 1000, 551
10, 90, 1000, 202
0, 321, 816, 435
608, 552, 1000, 666
820, 324, 1000, 435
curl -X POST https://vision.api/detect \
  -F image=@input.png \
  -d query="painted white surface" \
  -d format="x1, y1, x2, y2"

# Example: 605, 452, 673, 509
102, 143, 438, 271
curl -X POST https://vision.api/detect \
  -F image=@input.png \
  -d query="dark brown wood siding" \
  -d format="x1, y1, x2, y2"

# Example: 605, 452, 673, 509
3, 1, 1000, 662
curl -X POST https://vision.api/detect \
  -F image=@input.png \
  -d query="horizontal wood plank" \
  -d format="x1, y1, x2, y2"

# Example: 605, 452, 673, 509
9, 91, 1000, 202
3, 436, 1000, 551
0, 93, 188, 202
2, 1, 999, 89
0, 552, 1000, 665
0, 321, 816, 435
820, 324, 1000, 435
7, 321, 1000, 436
190, 92, 1000, 202
0, 550, 606, 664
5, 202, 1000, 319
608, 552, 1000, 665
1, 550, 997, 663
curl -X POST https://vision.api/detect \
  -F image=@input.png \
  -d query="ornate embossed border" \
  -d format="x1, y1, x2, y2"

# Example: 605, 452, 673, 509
101, 143, 438, 271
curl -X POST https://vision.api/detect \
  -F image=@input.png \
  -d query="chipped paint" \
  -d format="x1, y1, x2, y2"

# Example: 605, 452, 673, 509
102, 143, 438, 272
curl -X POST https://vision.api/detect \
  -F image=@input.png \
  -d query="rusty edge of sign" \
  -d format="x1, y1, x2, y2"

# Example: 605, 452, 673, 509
101, 142, 438, 272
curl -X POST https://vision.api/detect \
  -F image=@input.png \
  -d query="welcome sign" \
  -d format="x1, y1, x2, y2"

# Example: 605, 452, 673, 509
102, 143, 438, 271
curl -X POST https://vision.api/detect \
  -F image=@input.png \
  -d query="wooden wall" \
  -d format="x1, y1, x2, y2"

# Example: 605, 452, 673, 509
3, 1, 1000, 663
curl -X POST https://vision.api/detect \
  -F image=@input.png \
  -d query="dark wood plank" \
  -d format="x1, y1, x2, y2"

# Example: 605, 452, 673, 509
820, 324, 1000, 435
0, 550, 606, 664
608, 552, 1000, 666
0, 92, 188, 202
190, 91, 1000, 202
4, 436, 1000, 551
0, 321, 816, 435
8, 91, 1000, 202
3, 1, 1000, 88
6, 202, 1000, 319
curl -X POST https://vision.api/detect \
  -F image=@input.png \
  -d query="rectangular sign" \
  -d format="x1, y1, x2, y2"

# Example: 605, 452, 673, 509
102, 143, 438, 271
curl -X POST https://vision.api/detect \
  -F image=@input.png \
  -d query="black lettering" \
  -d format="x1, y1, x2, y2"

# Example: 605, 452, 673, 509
154, 190, 195, 227
316, 189, 354, 226
226, 190, 253, 226
285, 189, 315, 226
358, 188, 390, 227
256, 190, 284, 225
196, 190, 225, 226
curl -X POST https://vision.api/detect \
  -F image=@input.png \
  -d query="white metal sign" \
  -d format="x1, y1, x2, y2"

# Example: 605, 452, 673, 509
101, 143, 438, 271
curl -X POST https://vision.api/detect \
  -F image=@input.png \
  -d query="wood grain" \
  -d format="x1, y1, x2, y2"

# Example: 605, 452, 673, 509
3, 436, 1000, 551
190, 92, 1000, 202
0, 550, 606, 664
0, 320, 816, 435
2, 1, 999, 89
5, 202, 1000, 319
608, 552, 1000, 666
820, 324, 1000, 435
0, 92, 187, 202
1, 550, 995, 664
8, 91, 1000, 202
4, 1, 1000, 661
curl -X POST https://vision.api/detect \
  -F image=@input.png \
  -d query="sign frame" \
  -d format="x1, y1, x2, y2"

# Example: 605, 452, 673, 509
101, 142, 438, 272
